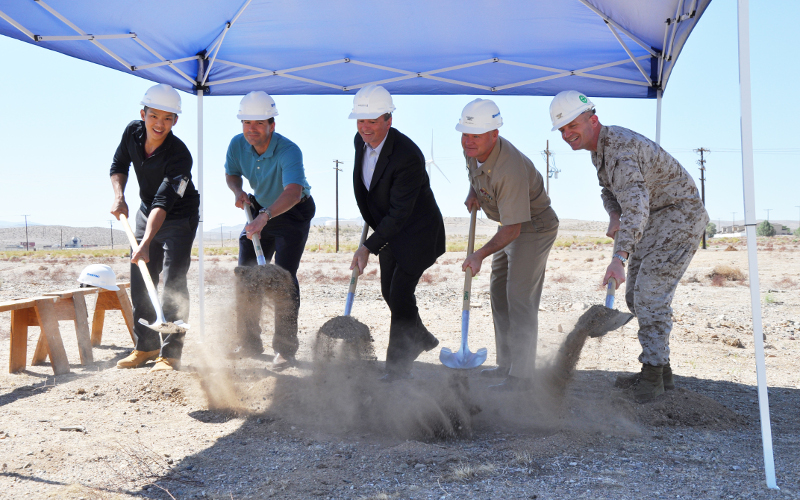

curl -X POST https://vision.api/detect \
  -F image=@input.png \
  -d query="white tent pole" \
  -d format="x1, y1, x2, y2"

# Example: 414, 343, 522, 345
197, 88, 205, 340
655, 89, 662, 145
737, 0, 777, 489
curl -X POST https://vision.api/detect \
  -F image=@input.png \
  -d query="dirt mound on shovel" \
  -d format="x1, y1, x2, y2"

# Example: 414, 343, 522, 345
314, 315, 376, 362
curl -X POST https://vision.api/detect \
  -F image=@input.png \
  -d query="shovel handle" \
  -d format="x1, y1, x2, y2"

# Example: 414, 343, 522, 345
462, 208, 477, 312
244, 203, 267, 266
119, 213, 166, 325
605, 278, 617, 309
344, 223, 370, 316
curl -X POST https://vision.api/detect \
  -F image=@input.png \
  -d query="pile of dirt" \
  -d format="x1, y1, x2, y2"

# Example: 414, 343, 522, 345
233, 264, 296, 305
314, 315, 375, 362
634, 388, 748, 429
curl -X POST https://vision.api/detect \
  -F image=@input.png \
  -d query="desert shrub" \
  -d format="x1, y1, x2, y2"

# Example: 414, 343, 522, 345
706, 222, 717, 238
724, 245, 737, 251
709, 265, 746, 284
757, 220, 775, 237
775, 276, 799, 289
550, 273, 575, 283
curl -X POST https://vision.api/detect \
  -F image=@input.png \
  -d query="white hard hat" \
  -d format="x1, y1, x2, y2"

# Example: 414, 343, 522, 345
348, 85, 396, 119
455, 98, 503, 134
237, 91, 279, 120
77, 264, 119, 291
140, 83, 182, 114
549, 90, 594, 131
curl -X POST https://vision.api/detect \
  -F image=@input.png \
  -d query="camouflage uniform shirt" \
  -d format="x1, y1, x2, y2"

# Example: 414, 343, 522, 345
591, 125, 709, 254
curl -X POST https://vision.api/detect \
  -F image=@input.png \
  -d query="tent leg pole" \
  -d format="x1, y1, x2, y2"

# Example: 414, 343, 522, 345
197, 88, 205, 341
738, 0, 778, 489
655, 89, 662, 145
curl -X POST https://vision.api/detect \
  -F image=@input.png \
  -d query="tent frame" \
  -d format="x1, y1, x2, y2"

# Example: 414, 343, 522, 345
0, 0, 779, 489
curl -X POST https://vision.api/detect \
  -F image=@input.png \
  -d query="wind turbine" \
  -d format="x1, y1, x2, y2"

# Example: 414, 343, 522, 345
426, 131, 450, 183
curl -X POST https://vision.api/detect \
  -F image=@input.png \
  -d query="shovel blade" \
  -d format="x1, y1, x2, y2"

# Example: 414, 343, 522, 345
439, 346, 488, 369
577, 305, 634, 338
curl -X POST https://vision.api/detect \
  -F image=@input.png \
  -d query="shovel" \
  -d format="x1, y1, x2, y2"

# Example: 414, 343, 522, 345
575, 233, 634, 338
119, 213, 188, 336
244, 200, 267, 266
440, 208, 488, 369
344, 222, 370, 316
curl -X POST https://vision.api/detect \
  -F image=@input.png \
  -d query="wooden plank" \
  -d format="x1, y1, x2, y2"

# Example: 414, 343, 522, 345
9, 308, 30, 373
43, 288, 98, 299
0, 298, 41, 313
33, 299, 70, 375
72, 294, 93, 365
52, 299, 77, 321
116, 288, 136, 344
90, 298, 106, 347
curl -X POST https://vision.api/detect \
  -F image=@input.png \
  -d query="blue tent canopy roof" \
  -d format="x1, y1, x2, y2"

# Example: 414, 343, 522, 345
0, 0, 711, 97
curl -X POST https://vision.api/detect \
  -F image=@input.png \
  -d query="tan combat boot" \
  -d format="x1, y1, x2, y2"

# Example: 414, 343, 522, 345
116, 349, 160, 369
663, 362, 675, 391
634, 364, 665, 403
149, 357, 180, 372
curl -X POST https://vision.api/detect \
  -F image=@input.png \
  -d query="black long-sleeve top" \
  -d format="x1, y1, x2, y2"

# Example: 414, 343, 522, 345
110, 120, 200, 219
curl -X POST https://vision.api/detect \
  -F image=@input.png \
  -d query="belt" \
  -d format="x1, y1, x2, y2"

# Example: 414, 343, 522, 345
298, 194, 311, 204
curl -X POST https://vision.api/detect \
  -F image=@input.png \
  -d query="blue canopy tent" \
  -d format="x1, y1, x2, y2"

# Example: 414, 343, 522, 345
0, 0, 776, 488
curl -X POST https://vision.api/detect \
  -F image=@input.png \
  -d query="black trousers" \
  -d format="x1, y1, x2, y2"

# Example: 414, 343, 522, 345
236, 196, 315, 356
131, 209, 199, 359
378, 246, 436, 373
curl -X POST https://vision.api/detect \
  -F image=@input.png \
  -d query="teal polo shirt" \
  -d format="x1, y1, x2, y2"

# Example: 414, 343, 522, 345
224, 132, 311, 208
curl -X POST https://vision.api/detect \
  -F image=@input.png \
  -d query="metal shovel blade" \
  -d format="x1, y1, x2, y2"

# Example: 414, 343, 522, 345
579, 304, 634, 338
440, 345, 488, 369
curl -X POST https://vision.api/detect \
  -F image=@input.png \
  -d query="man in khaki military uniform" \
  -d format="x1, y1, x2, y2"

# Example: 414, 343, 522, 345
550, 90, 709, 403
456, 98, 559, 391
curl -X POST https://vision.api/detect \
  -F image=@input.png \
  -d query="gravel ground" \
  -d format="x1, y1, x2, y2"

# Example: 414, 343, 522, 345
0, 223, 799, 499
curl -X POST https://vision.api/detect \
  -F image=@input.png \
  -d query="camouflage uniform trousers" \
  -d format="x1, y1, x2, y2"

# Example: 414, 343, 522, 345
625, 209, 707, 366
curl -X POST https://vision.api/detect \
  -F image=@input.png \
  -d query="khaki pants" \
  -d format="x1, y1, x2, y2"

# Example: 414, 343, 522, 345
490, 212, 558, 379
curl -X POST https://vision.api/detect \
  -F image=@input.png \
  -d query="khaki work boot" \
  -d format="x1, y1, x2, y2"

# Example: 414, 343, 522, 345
634, 364, 665, 403
116, 349, 160, 369
663, 362, 675, 391
149, 357, 180, 372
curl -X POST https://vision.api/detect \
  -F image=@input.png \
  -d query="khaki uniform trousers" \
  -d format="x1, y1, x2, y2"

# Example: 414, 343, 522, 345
490, 212, 558, 379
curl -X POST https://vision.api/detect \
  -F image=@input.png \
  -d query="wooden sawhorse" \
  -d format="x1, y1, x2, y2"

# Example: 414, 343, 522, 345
1, 296, 71, 375
89, 281, 134, 346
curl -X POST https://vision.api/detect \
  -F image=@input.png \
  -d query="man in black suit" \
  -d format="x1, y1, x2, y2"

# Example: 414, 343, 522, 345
348, 85, 446, 382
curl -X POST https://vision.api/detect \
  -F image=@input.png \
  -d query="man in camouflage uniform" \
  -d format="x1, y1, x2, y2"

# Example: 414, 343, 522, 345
550, 90, 708, 402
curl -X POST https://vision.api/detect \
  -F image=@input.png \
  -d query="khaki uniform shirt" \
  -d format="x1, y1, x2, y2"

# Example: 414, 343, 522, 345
591, 125, 709, 255
466, 136, 553, 232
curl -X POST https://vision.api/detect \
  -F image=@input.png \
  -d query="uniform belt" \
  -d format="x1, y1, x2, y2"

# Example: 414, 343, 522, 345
298, 194, 311, 204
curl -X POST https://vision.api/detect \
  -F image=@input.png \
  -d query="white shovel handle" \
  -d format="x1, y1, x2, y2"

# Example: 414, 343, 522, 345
119, 213, 166, 324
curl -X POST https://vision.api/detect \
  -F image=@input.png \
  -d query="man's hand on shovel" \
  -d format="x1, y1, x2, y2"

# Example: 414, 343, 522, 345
350, 245, 370, 276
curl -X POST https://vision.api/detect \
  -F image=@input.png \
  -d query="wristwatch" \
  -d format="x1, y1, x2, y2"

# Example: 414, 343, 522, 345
613, 253, 628, 265
258, 207, 272, 220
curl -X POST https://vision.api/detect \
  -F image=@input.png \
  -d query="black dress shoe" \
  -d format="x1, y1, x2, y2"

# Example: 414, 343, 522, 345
379, 371, 413, 383
480, 366, 510, 378
488, 376, 532, 392
409, 333, 440, 362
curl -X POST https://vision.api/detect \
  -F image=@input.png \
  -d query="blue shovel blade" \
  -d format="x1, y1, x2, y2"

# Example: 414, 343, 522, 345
439, 346, 488, 369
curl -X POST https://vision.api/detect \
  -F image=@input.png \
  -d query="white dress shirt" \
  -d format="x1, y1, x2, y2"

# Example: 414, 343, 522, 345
362, 135, 388, 190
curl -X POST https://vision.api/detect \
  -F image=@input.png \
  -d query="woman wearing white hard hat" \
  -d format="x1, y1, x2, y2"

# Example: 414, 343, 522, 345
108, 83, 200, 373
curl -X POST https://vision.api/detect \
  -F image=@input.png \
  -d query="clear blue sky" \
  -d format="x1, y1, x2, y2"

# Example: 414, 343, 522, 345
1, 1, 797, 231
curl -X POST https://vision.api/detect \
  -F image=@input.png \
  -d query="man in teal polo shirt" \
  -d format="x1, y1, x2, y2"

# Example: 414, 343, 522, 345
225, 91, 315, 368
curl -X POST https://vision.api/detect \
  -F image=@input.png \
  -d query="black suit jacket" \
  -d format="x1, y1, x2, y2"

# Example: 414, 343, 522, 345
353, 127, 446, 276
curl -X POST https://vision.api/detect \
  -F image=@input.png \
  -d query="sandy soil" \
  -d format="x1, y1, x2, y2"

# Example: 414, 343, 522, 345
1, 225, 799, 499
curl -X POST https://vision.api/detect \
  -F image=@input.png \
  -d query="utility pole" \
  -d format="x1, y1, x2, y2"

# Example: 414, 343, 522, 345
732, 212, 736, 233
694, 147, 709, 249
544, 140, 552, 195
60, 229, 63, 249
764, 209, 772, 222
333, 160, 343, 252
22, 215, 30, 251
108, 220, 115, 249
220, 223, 224, 247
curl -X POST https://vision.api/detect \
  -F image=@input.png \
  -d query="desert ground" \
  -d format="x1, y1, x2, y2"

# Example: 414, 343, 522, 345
0, 219, 799, 500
